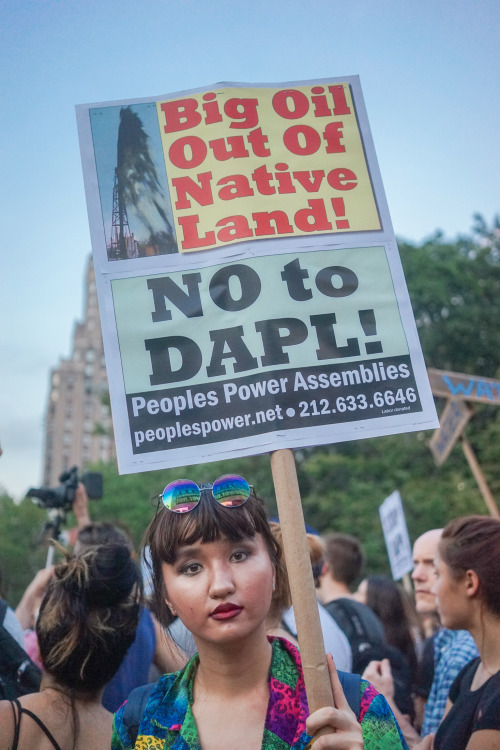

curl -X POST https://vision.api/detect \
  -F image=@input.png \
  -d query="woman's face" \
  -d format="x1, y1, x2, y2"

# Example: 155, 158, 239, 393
161, 533, 275, 646
432, 553, 468, 630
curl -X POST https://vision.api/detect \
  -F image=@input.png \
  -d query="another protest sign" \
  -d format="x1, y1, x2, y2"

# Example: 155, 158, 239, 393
427, 368, 500, 405
429, 398, 472, 466
427, 371, 499, 516
379, 490, 413, 581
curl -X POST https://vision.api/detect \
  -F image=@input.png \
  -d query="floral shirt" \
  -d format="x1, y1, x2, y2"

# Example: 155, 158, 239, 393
112, 637, 408, 750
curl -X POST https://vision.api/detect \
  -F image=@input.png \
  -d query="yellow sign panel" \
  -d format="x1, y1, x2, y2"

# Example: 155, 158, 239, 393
157, 84, 381, 252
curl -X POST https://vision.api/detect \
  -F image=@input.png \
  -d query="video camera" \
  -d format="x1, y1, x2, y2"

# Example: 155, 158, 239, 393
27, 466, 103, 511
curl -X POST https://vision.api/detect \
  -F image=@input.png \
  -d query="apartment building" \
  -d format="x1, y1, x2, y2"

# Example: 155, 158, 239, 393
42, 257, 115, 486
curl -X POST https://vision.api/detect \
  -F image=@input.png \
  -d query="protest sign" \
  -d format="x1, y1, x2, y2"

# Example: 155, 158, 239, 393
427, 367, 500, 405
379, 490, 413, 580
77, 76, 438, 719
429, 398, 472, 466
76, 77, 438, 475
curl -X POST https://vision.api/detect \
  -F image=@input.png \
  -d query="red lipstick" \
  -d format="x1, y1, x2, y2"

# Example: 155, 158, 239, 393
210, 603, 243, 620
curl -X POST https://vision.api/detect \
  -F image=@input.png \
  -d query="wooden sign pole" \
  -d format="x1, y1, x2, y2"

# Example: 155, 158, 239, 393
270, 448, 334, 721
461, 435, 500, 518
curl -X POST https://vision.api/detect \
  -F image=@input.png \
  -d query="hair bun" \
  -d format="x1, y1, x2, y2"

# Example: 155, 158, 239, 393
86, 544, 139, 608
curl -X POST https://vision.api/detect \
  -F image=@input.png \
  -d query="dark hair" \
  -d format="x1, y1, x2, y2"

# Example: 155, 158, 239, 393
322, 533, 364, 587
143, 489, 283, 627
364, 575, 418, 677
268, 523, 292, 625
307, 534, 325, 587
36, 544, 141, 694
439, 515, 500, 616
76, 521, 134, 555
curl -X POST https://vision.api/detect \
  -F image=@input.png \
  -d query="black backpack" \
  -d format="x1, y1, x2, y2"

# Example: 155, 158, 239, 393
0, 599, 42, 699
324, 598, 414, 717
323, 598, 388, 674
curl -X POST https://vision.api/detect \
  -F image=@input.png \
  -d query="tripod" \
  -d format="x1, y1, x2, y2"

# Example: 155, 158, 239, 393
40, 509, 67, 568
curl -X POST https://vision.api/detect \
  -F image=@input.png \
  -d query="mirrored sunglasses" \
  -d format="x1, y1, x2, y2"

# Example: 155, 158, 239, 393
160, 474, 252, 513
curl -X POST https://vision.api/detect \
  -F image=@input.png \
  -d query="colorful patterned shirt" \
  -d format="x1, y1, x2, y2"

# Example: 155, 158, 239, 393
421, 628, 478, 737
112, 637, 408, 750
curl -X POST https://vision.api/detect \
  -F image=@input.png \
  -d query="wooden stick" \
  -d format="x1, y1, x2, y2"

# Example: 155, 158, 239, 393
461, 435, 500, 518
270, 448, 334, 718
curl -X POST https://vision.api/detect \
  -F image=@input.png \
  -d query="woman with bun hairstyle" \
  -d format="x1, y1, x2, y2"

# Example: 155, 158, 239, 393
112, 474, 408, 749
429, 515, 500, 750
0, 544, 142, 750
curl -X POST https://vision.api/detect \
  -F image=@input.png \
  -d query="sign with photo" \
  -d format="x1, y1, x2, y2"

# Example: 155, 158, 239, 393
76, 77, 438, 475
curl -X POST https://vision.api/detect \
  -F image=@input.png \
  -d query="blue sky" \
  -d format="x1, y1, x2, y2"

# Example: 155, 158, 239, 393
1, 0, 499, 498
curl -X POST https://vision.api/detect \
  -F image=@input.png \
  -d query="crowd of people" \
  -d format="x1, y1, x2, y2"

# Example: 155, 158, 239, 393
0, 474, 499, 749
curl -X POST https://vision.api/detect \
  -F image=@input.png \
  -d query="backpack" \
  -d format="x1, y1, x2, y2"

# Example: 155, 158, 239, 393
122, 672, 362, 746
0, 599, 42, 700
323, 598, 415, 717
323, 598, 388, 674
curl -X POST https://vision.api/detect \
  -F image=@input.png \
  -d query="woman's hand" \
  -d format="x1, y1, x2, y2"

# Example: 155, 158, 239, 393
305, 653, 364, 749
363, 659, 395, 700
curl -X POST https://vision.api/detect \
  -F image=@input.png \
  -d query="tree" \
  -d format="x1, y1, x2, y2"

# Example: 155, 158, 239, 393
0, 492, 47, 605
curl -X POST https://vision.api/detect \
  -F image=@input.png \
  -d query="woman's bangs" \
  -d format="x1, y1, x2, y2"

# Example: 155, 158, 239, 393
156, 496, 261, 564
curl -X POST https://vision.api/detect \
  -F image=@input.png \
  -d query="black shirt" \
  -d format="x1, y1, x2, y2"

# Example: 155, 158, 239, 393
434, 656, 500, 750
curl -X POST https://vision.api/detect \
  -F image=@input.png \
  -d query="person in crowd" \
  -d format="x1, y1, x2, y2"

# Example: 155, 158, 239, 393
75, 516, 186, 712
112, 474, 409, 749
275, 526, 352, 672
364, 526, 478, 747
0, 565, 41, 700
317, 532, 388, 673
15, 488, 186, 713
410, 528, 448, 731
429, 515, 500, 750
0, 568, 27, 651
0, 544, 141, 749
15, 567, 55, 670
411, 530, 443, 638
356, 575, 417, 719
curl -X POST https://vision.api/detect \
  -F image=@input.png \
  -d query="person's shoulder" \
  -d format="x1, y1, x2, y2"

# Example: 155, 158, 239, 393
0, 701, 15, 750
441, 629, 478, 664
357, 680, 409, 748
114, 667, 190, 748
0, 700, 14, 721
449, 655, 480, 697
452, 629, 478, 649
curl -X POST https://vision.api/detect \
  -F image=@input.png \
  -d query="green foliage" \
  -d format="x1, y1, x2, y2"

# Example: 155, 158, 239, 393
399, 217, 500, 377
0, 493, 47, 605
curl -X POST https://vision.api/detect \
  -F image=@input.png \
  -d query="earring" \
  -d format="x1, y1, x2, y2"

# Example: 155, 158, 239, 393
272, 578, 276, 591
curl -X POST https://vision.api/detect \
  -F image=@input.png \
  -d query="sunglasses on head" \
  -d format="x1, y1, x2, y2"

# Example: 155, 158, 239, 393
160, 474, 252, 513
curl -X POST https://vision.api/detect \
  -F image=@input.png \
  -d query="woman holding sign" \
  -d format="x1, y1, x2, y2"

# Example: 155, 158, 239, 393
112, 474, 408, 749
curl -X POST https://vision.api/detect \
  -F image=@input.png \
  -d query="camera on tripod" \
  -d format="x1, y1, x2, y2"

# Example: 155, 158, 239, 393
27, 466, 103, 511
